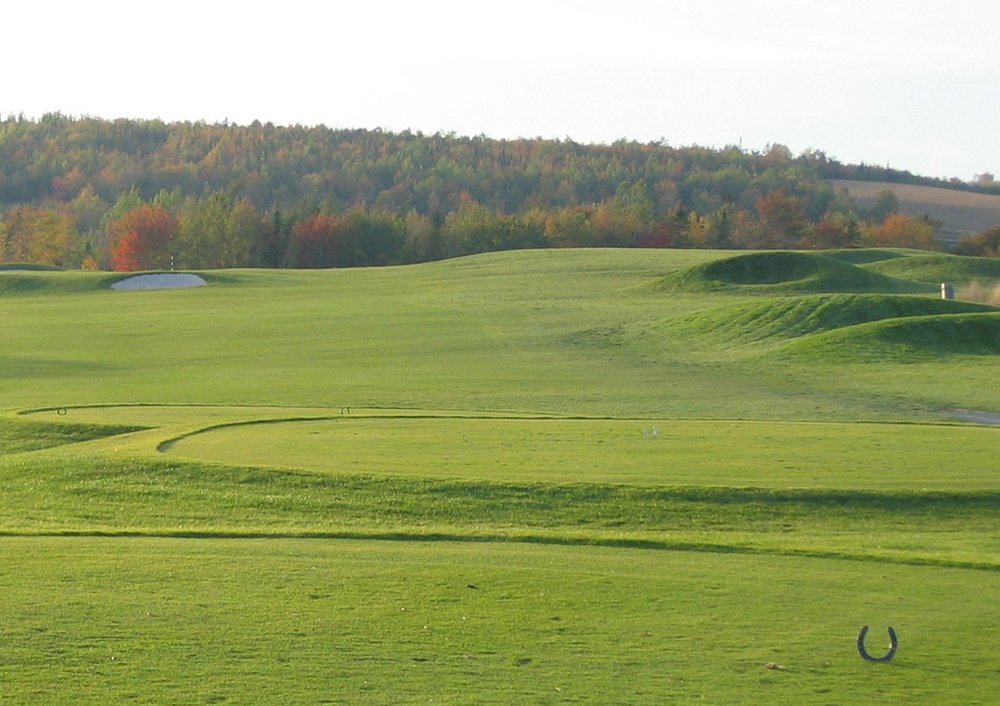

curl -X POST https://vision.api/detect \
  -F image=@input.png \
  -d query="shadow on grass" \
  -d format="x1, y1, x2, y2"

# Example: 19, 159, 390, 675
5, 455, 999, 571
3, 526, 998, 573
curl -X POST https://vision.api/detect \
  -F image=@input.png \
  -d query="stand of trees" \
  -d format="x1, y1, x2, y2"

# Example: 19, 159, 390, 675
0, 114, 969, 270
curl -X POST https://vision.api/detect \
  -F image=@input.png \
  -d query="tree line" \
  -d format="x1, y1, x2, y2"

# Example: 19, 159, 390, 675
0, 113, 986, 270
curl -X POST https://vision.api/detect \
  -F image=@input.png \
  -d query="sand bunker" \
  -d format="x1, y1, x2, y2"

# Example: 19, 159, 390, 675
111, 273, 206, 290
954, 411, 1000, 425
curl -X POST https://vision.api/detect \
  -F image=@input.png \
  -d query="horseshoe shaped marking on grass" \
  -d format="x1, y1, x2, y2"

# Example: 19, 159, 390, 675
857, 625, 898, 662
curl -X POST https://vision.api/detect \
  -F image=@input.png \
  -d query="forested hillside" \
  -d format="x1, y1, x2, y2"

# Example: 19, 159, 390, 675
1, 113, 995, 270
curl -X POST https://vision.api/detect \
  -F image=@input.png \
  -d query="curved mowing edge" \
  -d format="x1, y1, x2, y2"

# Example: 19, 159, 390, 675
155, 411, 607, 453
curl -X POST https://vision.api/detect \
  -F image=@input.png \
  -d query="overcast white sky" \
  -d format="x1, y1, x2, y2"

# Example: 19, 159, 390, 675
3, 0, 998, 180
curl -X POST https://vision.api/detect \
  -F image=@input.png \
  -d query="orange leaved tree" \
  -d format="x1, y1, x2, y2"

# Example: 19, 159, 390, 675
861, 213, 939, 250
289, 213, 350, 268
110, 204, 178, 271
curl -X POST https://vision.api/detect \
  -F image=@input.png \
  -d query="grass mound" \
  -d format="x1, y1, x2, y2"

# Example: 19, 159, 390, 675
663, 293, 995, 346
658, 251, 930, 294
781, 312, 1000, 361
863, 254, 1000, 284
0, 270, 119, 296
819, 248, 912, 264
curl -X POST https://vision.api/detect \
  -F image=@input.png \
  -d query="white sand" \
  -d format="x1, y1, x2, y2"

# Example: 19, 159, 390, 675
953, 411, 1000, 425
111, 273, 207, 290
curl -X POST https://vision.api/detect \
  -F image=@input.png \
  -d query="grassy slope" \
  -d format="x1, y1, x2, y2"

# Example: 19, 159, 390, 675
656, 251, 933, 294
0, 249, 913, 419
3, 249, 998, 419
660, 293, 994, 346
863, 253, 1000, 284
0, 417, 141, 454
780, 312, 1000, 361
2, 249, 1000, 704
1, 252, 715, 415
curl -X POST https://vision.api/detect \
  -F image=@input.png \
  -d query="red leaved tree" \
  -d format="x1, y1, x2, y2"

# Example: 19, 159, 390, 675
110, 204, 178, 271
290, 213, 352, 268
755, 189, 810, 247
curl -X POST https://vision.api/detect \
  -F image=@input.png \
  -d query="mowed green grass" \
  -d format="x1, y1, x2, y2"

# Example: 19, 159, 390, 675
160, 415, 1000, 490
4, 248, 997, 420
2, 537, 999, 706
3, 249, 1000, 704
0, 250, 732, 417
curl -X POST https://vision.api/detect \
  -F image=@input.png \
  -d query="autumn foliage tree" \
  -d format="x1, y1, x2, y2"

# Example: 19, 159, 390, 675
755, 190, 811, 247
0, 205, 75, 266
860, 213, 939, 249
955, 226, 1000, 258
289, 213, 345, 268
110, 204, 178, 271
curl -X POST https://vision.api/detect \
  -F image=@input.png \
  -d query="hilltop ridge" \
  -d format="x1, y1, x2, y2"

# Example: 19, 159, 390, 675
2, 115, 999, 270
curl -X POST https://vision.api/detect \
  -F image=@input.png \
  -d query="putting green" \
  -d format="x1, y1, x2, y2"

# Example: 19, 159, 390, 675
160, 416, 1000, 490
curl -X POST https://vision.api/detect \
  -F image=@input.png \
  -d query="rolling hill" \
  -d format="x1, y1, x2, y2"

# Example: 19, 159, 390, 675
831, 179, 1000, 244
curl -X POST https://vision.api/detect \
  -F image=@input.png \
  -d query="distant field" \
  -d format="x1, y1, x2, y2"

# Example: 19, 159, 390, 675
830, 179, 1000, 244
2, 248, 1000, 704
